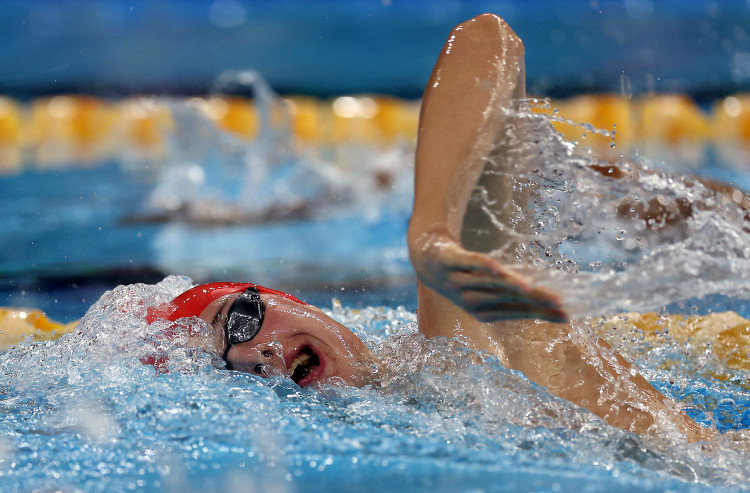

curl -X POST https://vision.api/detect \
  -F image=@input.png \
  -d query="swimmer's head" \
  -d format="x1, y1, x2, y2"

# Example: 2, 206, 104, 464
147, 282, 375, 387
146, 282, 306, 359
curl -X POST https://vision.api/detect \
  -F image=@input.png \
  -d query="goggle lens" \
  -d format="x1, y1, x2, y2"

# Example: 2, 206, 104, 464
225, 287, 265, 346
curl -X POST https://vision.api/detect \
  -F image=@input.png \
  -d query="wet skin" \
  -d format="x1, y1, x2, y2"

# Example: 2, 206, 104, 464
196, 292, 376, 388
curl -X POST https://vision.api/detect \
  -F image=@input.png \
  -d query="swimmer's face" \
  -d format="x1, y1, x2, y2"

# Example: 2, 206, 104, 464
197, 293, 376, 388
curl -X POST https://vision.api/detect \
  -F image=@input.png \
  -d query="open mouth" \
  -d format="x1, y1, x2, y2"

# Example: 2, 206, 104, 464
288, 346, 321, 385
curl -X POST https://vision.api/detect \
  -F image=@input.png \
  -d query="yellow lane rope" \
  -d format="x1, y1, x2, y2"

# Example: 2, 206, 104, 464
0, 307, 77, 351
3, 93, 750, 171
0, 94, 421, 171
595, 312, 750, 381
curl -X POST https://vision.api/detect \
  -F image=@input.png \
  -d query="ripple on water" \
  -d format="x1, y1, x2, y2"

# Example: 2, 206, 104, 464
0, 277, 748, 491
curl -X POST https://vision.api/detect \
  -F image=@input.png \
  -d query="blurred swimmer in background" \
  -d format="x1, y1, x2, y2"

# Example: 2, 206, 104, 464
145, 14, 730, 443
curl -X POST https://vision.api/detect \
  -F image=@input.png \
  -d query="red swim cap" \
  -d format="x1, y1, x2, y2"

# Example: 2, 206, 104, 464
142, 282, 306, 373
146, 282, 306, 324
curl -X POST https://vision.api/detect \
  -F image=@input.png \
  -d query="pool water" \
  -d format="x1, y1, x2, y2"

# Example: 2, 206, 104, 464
0, 98, 417, 322
3, 96, 750, 491
1, 276, 749, 492
477, 103, 750, 318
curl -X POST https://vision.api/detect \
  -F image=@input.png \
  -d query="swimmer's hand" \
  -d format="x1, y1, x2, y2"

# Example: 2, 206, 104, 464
409, 230, 568, 323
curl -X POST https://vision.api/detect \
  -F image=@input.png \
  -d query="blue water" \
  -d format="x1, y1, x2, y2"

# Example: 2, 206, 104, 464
0, 150, 415, 322
0, 163, 157, 280
1, 277, 748, 492
3, 95, 750, 490
4, 0, 750, 488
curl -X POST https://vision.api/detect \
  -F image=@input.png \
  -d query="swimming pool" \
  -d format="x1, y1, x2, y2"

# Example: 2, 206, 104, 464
2, 92, 750, 491
3, 2, 750, 492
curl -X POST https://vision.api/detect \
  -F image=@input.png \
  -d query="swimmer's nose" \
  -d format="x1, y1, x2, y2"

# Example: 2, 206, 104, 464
261, 350, 288, 377
226, 343, 287, 377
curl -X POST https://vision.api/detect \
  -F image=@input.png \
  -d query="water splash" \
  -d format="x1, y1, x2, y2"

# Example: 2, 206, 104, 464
144, 72, 414, 227
472, 99, 750, 317
0, 277, 749, 490
6, 89, 750, 489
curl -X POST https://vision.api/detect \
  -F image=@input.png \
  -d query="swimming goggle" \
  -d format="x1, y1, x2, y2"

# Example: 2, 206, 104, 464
223, 286, 264, 360
146, 281, 306, 361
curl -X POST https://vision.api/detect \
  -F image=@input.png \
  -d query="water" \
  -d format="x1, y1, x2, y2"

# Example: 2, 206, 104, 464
3, 93, 750, 491
1, 277, 749, 491
470, 100, 750, 318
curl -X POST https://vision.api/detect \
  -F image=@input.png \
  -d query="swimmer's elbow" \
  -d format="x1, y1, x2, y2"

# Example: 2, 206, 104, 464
451, 13, 524, 54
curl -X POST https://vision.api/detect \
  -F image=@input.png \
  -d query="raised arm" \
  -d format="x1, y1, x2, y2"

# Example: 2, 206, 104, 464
408, 14, 566, 324
410, 14, 713, 443
410, 13, 525, 242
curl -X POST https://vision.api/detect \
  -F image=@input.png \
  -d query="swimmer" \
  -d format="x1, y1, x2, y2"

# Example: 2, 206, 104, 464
145, 282, 377, 387
145, 14, 718, 442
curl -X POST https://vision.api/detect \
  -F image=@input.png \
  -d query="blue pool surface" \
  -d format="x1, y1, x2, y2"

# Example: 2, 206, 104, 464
1, 276, 749, 493
3, 110, 750, 491
0, 157, 415, 321
4, 1, 750, 491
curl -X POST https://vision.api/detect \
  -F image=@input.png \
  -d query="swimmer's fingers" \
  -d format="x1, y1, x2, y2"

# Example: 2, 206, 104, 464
438, 249, 567, 322
449, 268, 560, 303
447, 267, 532, 293
428, 242, 525, 283
410, 231, 567, 322
449, 276, 566, 322
469, 306, 565, 323
451, 274, 560, 307
454, 286, 567, 323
